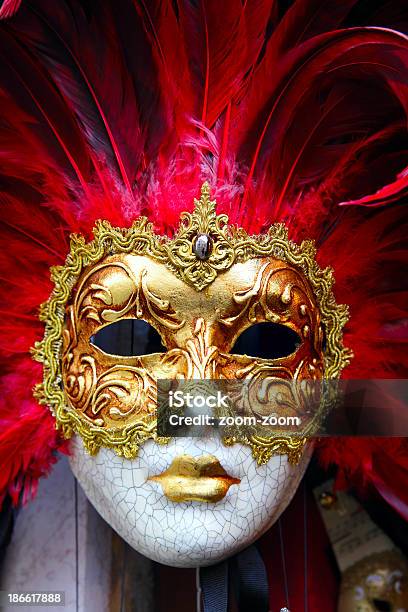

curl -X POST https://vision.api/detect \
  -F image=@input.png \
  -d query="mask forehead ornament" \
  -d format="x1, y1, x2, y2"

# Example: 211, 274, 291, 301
32, 183, 352, 464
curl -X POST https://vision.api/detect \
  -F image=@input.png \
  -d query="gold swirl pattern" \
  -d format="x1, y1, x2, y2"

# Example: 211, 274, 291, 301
32, 183, 352, 462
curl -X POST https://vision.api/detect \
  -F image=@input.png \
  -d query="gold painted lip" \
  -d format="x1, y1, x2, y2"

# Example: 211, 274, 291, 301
148, 454, 240, 503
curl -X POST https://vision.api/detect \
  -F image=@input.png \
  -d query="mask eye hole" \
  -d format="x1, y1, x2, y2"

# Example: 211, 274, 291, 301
231, 322, 302, 359
90, 319, 166, 356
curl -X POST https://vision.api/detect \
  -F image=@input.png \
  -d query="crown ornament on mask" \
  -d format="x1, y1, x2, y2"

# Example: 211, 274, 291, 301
32, 183, 352, 464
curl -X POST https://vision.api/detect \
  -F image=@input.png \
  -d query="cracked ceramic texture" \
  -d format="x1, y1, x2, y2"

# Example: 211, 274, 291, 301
70, 436, 312, 567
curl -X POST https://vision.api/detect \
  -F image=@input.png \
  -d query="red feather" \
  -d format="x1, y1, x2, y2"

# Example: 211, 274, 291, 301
0, 0, 407, 511
317, 438, 408, 521
236, 27, 408, 218
0, 27, 94, 195
0, 359, 69, 506
0, 0, 22, 20
340, 167, 408, 207
177, 0, 274, 127
10, 0, 148, 192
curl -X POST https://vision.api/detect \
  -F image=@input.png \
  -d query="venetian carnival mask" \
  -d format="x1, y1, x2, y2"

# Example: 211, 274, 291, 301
34, 184, 351, 566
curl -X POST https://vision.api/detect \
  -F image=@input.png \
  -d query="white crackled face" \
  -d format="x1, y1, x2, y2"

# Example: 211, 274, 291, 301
70, 436, 312, 567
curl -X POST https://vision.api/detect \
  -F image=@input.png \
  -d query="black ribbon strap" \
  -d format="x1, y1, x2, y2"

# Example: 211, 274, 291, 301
200, 559, 229, 612
200, 545, 269, 612
231, 545, 269, 612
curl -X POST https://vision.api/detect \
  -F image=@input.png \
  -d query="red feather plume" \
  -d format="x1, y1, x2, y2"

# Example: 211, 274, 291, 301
0, 0, 407, 510
0, 0, 22, 20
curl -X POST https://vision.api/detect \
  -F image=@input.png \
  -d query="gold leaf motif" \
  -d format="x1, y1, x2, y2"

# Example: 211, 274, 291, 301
33, 183, 352, 461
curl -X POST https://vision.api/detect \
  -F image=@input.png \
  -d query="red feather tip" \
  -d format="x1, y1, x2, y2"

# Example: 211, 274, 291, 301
0, 0, 22, 20
0, 0, 407, 508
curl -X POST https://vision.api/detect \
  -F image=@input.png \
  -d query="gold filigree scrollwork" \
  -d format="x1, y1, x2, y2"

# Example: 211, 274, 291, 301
223, 433, 307, 465
74, 261, 184, 330
33, 182, 352, 461
166, 183, 236, 290
64, 355, 156, 425
162, 318, 219, 380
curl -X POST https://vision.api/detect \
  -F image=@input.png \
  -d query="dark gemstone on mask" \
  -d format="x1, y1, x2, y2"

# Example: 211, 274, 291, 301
193, 233, 212, 260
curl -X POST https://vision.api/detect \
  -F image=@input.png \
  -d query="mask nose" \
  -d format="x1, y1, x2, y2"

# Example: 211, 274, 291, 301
182, 317, 219, 379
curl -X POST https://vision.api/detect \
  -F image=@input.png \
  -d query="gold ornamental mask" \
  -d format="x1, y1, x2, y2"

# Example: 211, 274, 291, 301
33, 184, 352, 464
